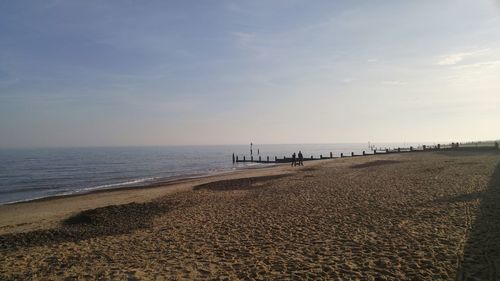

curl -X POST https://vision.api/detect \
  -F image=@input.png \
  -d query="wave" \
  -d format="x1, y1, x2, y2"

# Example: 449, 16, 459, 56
81, 177, 160, 191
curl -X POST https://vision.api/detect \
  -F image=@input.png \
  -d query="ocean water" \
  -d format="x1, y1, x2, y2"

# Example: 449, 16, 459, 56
0, 143, 426, 205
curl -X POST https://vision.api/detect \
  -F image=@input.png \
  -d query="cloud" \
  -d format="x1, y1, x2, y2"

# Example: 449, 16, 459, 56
381, 80, 406, 86
437, 53, 468, 65
341, 77, 356, 83
452, 60, 500, 69
437, 49, 489, 65
225, 2, 242, 12
231, 31, 268, 59
232, 31, 255, 48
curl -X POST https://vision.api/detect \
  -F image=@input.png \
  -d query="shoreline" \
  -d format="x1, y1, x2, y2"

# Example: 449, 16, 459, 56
0, 162, 278, 207
0, 160, 314, 235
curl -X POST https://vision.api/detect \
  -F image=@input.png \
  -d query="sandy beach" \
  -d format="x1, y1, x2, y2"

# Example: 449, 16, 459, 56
1, 150, 499, 280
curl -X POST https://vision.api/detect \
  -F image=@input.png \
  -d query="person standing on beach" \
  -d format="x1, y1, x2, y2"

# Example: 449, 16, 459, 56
298, 151, 304, 166
291, 153, 296, 166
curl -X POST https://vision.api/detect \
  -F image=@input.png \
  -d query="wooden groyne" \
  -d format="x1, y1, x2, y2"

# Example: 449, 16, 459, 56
232, 141, 499, 164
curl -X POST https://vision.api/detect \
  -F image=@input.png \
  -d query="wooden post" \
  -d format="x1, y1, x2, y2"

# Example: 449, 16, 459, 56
386, 149, 389, 153
363, 151, 366, 156
251, 156, 254, 162
422, 145, 426, 150
243, 156, 246, 161
311, 155, 313, 159
437, 144, 441, 150
232, 153, 235, 163
341, 153, 343, 158
236, 156, 238, 162
267, 156, 269, 162
351, 152, 354, 156
259, 156, 261, 162
410, 146, 413, 151
320, 154, 323, 159
330, 152, 333, 158
275, 156, 277, 161
374, 150, 377, 154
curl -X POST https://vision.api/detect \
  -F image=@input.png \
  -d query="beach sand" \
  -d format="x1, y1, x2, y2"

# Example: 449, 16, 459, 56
1, 150, 499, 280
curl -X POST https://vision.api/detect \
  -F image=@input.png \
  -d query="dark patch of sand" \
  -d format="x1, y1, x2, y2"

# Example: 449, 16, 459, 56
193, 175, 289, 191
351, 160, 400, 169
0, 202, 169, 251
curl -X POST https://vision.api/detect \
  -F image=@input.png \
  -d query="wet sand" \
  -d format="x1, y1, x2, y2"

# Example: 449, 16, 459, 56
1, 150, 499, 280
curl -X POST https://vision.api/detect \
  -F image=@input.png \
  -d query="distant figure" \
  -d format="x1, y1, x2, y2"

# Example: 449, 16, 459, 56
291, 153, 296, 166
298, 151, 304, 166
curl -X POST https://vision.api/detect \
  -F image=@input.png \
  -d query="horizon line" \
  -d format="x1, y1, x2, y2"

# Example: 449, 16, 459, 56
1, 139, 498, 150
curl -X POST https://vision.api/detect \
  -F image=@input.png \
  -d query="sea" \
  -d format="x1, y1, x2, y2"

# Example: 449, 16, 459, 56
0, 143, 427, 205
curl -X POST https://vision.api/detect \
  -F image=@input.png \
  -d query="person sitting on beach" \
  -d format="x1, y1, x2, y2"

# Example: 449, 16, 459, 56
298, 151, 304, 166
291, 153, 296, 166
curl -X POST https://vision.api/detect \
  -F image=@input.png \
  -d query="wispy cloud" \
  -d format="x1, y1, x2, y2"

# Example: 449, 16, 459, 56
381, 80, 406, 86
452, 60, 500, 69
437, 49, 489, 65
232, 31, 255, 48
341, 77, 356, 83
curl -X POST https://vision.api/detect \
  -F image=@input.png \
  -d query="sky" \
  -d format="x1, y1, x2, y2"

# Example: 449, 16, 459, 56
1, 0, 499, 147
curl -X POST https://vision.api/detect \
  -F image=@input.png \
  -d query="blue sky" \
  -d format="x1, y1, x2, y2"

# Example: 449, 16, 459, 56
1, 0, 499, 147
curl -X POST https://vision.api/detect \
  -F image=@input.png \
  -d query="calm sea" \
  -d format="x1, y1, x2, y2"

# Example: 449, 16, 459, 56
0, 143, 425, 205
